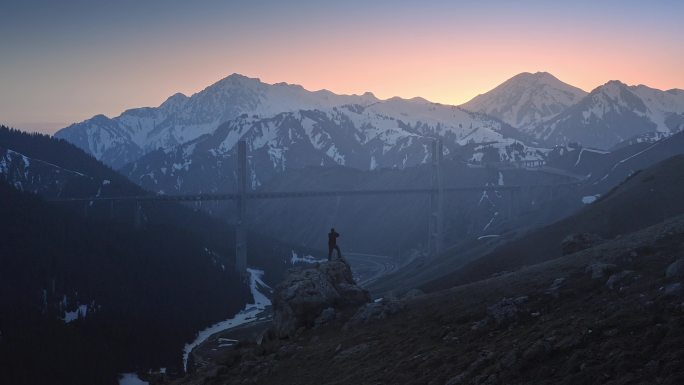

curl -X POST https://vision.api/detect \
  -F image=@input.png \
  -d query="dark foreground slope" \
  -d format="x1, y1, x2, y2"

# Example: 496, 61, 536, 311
172, 215, 684, 385
0, 181, 249, 385
168, 155, 684, 385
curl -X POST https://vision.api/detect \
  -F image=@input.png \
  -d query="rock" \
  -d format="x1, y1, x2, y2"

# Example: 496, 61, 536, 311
334, 343, 369, 359
203, 365, 228, 379
445, 373, 466, 385
605, 271, 633, 290
271, 258, 370, 338
276, 344, 302, 359
500, 349, 519, 369
522, 340, 552, 363
487, 298, 522, 324
666, 258, 684, 278
402, 288, 424, 299
471, 319, 488, 330
545, 278, 566, 298
314, 307, 336, 325
585, 263, 617, 279
663, 283, 683, 297
347, 299, 405, 327
561, 233, 603, 255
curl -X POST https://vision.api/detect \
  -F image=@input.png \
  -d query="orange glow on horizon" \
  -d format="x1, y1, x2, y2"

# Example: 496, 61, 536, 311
2, 1, 682, 133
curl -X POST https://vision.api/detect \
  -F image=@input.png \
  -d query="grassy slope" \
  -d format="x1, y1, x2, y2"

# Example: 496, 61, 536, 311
175, 214, 684, 385
422, 155, 684, 292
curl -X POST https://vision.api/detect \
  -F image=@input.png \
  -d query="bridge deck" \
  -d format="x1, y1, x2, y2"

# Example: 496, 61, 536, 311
47, 183, 579, 203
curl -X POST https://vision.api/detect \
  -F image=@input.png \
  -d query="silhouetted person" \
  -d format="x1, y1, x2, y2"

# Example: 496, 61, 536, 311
328, 228, 341, 260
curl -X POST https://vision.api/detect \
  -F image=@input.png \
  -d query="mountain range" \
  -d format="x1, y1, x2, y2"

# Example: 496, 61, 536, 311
54, 72, 684, 186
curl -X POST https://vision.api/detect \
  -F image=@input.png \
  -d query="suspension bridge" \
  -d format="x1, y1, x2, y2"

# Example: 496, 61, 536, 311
50, 140, 578, 275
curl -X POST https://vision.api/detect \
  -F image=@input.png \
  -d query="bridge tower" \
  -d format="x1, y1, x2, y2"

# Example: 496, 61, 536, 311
428, 139, 444, 257
235, 140, 248, 275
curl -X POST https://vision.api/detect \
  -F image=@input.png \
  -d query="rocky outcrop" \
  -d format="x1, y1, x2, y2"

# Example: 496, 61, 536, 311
347, 299, 405, 328
585, 262, 617, 279
271, 258, 370, 338
666, 258, 684, 278
561, 233, 603, 255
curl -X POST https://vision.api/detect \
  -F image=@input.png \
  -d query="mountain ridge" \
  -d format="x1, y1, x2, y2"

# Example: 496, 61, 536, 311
54, 73, 381, 168
54, 72, 684, 171
532, 80, 684, 149
460, 71, 588, 131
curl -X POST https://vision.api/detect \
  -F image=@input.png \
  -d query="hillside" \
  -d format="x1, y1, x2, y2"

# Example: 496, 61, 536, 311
0, 126, 317, 383
170, 206, 684, 385
0, 181, 248, 385
423, 154, 684, 292
1, 125, 309, 282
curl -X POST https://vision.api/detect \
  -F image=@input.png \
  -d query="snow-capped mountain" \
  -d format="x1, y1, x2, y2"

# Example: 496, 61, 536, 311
122, 98, 544, 194
533, 80, 684, 149
460, 72, 587, 131
54, 74, 379, 168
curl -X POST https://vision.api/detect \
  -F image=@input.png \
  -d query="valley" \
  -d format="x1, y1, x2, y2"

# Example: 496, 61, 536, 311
2, 62, 684, 385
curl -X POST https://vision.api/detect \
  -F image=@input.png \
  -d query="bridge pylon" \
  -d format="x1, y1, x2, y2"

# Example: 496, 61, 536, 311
235, 140, 248, 276
427, 139, 444, 257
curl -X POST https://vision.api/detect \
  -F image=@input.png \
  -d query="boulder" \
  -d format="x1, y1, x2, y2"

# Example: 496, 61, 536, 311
663, 283, 683, 297
665, 258, 684, 278
271, 258, 370, 338
585, 263, 617, 279
545, 278, 566, 298
314, 307, 337, 325
605, 270, 633, 290
487, 297, 527, 324
402, 288, 425, 299
561, 233, 603, 255
347, 299, 405, 327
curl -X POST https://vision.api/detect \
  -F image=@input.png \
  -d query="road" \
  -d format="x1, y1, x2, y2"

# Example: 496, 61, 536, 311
344, 253, 398, 287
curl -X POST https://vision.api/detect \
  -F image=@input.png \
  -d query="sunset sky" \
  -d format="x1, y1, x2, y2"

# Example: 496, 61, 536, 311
1, 0, 682, 134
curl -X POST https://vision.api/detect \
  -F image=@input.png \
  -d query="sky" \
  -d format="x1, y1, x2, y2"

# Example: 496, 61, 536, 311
1, 0, 682, 134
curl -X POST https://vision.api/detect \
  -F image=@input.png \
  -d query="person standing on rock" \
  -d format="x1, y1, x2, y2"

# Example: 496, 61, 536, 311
328, 228, 341, 260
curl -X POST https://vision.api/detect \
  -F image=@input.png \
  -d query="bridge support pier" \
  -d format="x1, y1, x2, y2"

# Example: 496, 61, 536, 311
235, 140, 248, 275
134, 202, 144, 229
428, 139, 444, 257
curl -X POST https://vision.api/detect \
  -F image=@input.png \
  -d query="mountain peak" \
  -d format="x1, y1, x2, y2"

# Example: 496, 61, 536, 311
461, 71, 587, 130
506, 71, 568, 88
513, 71, 554, 79
208, 73, 263, 91
604, 79, 628, 87
593, 80, 630, 96
224, 73, 256, 81
164, 92, 188, 103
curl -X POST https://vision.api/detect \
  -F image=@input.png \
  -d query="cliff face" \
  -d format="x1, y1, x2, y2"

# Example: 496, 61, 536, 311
271, 258, 371, 338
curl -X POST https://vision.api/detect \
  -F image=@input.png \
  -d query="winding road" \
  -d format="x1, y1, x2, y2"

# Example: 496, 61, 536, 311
344, 253, 398, 287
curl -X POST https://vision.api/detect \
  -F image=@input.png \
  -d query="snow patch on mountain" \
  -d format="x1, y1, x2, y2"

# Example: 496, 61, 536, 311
534, 80, 684, 149
55, 74, 380, 168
